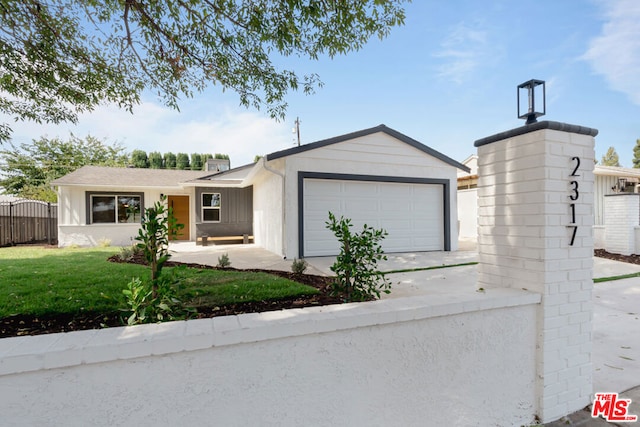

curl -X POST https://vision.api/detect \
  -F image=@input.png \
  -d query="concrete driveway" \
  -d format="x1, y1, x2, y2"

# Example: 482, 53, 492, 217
169, 241, 640, 395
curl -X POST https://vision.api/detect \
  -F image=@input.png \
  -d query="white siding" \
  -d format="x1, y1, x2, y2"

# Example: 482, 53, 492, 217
279, 132, 459, 258
252, 163, 285, 256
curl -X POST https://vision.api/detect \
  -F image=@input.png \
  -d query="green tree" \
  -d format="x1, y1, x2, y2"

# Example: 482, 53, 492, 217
254, 155, 263, 163
214, 153, 230, 160
0, 1, 407, 142
176, 153, 190, 170
164, 152, 177, 169
130, 150, 149, 168
0, 134, 127, 201
634, 139, 640, 168
601, 146, 621, 167
149, 151, 164, 169
190, 153, 203, 170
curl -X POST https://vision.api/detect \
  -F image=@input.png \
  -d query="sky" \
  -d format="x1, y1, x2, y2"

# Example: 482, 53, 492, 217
3, 0, 640, 169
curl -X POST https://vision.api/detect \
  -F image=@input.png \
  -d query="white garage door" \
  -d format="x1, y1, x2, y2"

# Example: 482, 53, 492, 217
303, 179, 444, 257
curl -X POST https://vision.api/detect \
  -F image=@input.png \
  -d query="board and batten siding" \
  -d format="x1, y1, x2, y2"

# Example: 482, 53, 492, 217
195, 186, 253, 237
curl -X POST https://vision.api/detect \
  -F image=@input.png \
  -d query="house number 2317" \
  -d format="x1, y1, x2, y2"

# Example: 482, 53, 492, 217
568, 156, 580, 246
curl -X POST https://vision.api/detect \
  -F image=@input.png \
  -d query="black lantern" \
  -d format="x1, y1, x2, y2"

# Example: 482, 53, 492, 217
517, 79, 546, 125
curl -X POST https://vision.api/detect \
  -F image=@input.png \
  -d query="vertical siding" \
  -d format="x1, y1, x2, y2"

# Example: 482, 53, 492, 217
195, 186, 253, 236
595, 175, 623, 225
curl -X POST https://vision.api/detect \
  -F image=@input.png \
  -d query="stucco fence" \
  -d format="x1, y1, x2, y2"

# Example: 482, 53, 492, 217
0, 289, 540, 426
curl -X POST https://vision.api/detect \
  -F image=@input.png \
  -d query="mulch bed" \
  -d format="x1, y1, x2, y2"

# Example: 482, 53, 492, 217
0, 255, 340, 338
594, 249, 640, 265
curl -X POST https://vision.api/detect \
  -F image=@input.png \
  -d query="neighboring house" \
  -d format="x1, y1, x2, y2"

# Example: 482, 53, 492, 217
456, 155, 478, 240
456, 156, 640, 248
52, 125, 469, 258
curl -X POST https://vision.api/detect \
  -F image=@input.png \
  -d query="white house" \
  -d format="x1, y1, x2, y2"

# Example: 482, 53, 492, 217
52, 125, 469, 258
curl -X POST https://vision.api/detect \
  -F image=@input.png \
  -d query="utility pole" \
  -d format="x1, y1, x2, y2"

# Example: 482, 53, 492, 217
294, 117, 301, 146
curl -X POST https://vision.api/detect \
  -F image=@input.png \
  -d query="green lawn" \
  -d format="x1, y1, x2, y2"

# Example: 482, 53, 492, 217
0, 246, 319, 319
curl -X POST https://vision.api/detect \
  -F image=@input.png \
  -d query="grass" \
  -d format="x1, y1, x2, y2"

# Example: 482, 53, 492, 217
594, 271, 640, 283
0, 246, 319, 319
383, 261, 478, 275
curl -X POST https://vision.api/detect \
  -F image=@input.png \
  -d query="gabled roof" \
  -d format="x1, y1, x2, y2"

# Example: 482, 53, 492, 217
265, 124, 471, 172
51, 165, 210, 188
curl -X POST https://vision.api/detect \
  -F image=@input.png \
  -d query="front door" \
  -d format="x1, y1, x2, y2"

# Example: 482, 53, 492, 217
167, 195, 189, 240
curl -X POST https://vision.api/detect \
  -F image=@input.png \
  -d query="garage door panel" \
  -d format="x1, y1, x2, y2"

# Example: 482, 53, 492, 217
303, 178, 445, 256
343, 181, 376, 195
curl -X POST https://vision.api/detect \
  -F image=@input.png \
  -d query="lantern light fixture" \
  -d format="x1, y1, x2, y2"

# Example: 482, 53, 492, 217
517, 79, 546, 125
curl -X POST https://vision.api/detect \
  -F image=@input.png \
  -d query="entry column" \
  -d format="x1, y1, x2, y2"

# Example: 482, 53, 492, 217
474, 121, 597, 423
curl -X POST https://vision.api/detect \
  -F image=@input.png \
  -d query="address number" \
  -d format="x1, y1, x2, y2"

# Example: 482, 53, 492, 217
568, 156, 580, 246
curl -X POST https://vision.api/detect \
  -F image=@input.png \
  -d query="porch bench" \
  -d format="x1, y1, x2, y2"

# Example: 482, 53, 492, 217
196, 234, 254, 246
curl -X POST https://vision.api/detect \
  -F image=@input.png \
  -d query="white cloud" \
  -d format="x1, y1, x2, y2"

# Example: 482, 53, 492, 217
583, 0, 640, 105
4, 101, 293, 167
433, 23, 488, 84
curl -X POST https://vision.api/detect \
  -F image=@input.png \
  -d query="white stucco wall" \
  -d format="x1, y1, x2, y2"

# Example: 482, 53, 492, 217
457, 188, 478, 239
252, 162, 285, 256
0, 290, 540, 427
276, 132, 460, 259
57, 186, 195, 247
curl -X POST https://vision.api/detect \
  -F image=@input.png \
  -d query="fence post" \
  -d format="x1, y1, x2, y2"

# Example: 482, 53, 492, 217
9, 201, 14, 246
47, 202, 52, 246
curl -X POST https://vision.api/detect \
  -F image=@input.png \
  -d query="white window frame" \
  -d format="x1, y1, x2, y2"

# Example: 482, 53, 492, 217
202, 192, 221, 223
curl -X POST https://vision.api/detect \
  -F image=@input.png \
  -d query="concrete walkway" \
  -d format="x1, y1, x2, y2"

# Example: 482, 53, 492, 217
169, 242, 640, 424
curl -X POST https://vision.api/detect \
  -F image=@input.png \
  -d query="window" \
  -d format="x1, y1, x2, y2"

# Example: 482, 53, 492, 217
202, 193, 221, 222
90, 195, 141, 224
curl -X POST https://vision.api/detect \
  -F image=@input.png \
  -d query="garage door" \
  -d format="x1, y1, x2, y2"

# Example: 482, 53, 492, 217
302, 178, 445, 257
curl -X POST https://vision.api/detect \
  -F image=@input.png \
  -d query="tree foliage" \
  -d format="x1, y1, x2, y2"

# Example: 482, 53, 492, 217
601, 146, 621, 167
0, 134, 127, 201
148, 151, 164, 169
130, 149, 149, 168
164, 152, 177, 169
176, 152, 190, 170
190, 153, 203, 170
0, 0, 407, 142
634, 139, 640, 169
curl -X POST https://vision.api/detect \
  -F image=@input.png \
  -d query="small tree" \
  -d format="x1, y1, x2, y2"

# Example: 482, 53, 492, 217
326, 212, 391, 302
601, 146, 621, 167
135, 195, 183, 298
633, 139, 640, 168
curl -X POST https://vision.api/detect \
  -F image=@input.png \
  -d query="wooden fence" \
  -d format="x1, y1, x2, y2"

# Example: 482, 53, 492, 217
0, 199, 58, 246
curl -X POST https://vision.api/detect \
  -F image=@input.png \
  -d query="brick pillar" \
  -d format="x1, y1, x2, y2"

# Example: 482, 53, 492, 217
474, 121, 597, 423
604, 193, 640, 256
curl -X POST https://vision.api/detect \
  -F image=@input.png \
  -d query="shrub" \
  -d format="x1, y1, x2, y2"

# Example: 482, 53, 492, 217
122, 267, 194, 325
291, 258, 308, 275
217, 253, 231, 268
117, 244, 143, 262
97, 238, 111, 247
326, 212, 392, 302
